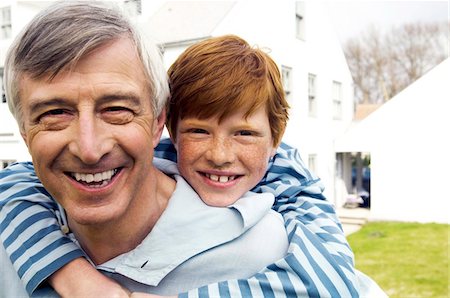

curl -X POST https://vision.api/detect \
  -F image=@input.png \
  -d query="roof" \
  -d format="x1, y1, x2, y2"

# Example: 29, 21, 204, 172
334, 58, 450, 153
143, 1, 236, 46
353, 103, 382, 121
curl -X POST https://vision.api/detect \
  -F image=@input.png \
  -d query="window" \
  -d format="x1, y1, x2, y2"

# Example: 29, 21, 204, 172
308, 73, 317, 117
335, 153, 344, 179
281, 66, 292, 102
124, 0, 141, 16
308, 154, 317, 173
295, 2, 305, 40
332, 81, 342, 120
1, 6, 11, 39
0, 68, 5, 103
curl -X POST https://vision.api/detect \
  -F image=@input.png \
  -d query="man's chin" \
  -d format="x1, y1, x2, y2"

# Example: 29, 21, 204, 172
66, 207, 122, 227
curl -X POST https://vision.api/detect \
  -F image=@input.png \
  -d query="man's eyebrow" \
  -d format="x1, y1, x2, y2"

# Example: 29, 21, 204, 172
96, 93, 142, 107
29, 98, 71, 113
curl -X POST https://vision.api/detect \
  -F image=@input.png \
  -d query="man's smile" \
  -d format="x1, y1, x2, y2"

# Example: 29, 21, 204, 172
68, 168, 121, 187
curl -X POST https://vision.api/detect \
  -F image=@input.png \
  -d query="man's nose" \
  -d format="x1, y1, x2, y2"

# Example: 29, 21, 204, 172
205, 137, 236, 166
68, 115, 114, 164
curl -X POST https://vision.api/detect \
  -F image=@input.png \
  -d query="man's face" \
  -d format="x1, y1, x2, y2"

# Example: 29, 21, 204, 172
19, 38, 164, 225
175, 106, 276, 207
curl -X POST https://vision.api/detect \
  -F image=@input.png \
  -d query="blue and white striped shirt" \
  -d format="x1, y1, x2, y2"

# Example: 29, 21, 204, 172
0, 138, 360, 297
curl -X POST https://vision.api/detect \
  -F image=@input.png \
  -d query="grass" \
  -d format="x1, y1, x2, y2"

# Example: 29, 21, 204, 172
347, 222, 449, 298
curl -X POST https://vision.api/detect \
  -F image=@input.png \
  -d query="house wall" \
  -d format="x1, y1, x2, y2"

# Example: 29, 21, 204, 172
0, 1, 45, 165
370, 60, 449, 224
0, 103, 30, 164
336, 59, 449, 224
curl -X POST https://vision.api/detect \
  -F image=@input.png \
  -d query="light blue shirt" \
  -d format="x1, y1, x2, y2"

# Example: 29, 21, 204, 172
96, 175, 288, 295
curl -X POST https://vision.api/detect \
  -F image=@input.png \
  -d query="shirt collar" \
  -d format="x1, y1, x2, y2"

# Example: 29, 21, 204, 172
102, 174, 274, 286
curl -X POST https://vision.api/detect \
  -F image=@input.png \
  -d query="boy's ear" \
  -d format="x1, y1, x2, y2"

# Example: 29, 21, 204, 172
270, 146, 277, 159
168, 128, 177, 151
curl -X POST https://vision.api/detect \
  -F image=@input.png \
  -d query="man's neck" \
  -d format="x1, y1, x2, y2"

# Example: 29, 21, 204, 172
68, 170, 176, 265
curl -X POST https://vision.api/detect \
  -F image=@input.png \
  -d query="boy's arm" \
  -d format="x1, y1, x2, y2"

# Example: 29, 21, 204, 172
49, 257, 130, 297
0, 162, 127, 296
181, 142, 359, 297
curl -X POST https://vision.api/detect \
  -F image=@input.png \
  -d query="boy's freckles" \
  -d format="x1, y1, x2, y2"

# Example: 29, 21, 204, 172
175, 106, 275, 207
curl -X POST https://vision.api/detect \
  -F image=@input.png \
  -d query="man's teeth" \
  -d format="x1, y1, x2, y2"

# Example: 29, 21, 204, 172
73, 169, 117, 183
206, 174, 236, 183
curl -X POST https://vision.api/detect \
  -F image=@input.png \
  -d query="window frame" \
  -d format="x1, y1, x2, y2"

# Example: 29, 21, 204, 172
281, 65, 293, 102
0, 6, 12, 40
332, 80, 343, 120
308, 73, 317, 117
295, 2, 305, 40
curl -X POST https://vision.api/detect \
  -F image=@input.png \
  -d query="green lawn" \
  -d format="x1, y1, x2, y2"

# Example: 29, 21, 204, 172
347, 222, 449, 298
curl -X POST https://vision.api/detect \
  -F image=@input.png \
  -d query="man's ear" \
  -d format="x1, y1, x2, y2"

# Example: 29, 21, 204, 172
20, 131, 32, 155
152, 108, 166, 148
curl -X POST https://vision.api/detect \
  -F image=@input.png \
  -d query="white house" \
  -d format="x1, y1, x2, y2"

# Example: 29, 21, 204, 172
0, 1, 355, 209
335, 59, 450, 224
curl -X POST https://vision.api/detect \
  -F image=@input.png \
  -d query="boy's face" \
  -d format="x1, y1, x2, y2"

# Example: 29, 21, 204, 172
175, 106, 276, 206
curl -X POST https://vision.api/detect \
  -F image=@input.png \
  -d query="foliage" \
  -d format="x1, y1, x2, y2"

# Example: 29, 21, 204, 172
344, 22, 448, 103
348, 222, 449, 298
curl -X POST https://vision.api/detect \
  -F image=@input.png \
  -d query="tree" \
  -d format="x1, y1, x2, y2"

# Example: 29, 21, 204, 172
344, 21, 448, 104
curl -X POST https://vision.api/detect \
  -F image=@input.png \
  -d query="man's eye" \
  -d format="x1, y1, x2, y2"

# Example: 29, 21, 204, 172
103, 106, 135, 125
38, 109, 68, 120
105, 106, 133, 113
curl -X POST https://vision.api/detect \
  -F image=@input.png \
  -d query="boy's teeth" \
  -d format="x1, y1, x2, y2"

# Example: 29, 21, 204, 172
73, 169, 117, 183
206, 174, 235, 183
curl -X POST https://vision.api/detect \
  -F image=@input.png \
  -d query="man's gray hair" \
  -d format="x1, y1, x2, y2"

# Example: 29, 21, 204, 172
3, 1, 169, 131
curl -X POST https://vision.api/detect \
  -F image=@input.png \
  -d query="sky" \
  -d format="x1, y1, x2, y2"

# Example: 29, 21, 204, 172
326, 0, 449, 43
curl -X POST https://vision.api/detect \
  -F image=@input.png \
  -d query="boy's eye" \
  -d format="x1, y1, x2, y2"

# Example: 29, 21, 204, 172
237, 130, 253, 136
190, 128, 209, 134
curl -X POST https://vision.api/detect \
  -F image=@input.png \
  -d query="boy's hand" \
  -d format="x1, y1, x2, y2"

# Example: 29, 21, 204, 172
49, 257, 130, 297
130, 293, 176, 298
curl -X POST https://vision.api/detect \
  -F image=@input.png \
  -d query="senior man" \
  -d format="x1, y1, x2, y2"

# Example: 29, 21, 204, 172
0, 1, 367, 297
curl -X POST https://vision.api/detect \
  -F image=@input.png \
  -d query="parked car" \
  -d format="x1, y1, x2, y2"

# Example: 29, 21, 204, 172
351, 167, 371, 208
